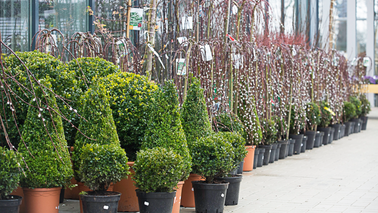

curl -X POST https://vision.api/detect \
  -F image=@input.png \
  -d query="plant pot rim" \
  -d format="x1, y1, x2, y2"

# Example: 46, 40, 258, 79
0, 195, 22, 201
80, 191, 121, 198
23, 187, 62, 192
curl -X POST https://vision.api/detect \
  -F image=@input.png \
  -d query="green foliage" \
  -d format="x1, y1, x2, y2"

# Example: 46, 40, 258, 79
262, 118, 278, 145
214, 112, 247, 143
289, 106, 306, 135
1, 51, 62, 147
133, 147, 184, 193
238, 95, 262, 145
319, 101, 333, 127
142, 81, 191, 180
181, 77, 213, 148
73, 82, 120, 182
0, 147, 22, 199
98, 72, 158, 161
191, 133, 235, 183
360, 95, 371, 116
218, 132, 247, 169
305, 102, 321, 131
275, 116, 288, 141
343, 102, 356, 122
79, 144, 129, 192
350, 96, 362, 117
18, 79, 73, 189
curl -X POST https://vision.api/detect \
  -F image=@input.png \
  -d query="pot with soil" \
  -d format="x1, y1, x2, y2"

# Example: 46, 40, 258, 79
257, 148, 266, 167
242, 146, 255, 172
275, 143, 282, 161
253, 148, 260, 169
331, 124, 341, 140
288, 139, 295, 156
214, 175, 242, 206
269, 143, 278, 163
318, 127, 331, 146
345, 122, 352, 136
305, 131, 316, 149
361, 116, 368, 130
289, 134, 304, 155
259, 144, 272, 166
314, 131, 322, 148
278, 140, 289, 159
301, 136, 307, 153
328, 127, 335, 144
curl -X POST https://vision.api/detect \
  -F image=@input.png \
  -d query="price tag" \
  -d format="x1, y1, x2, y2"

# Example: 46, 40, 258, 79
103, 206, 109, 210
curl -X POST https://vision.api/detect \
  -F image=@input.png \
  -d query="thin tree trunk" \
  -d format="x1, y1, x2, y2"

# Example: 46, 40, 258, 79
146, 0, 158, 80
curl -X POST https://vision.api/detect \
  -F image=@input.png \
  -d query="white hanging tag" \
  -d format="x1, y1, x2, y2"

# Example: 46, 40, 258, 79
129, 8, 144, 30
176, 58, 186, 76
182, 16, 193, 30
200, 44, 213, 62
147, 44, 165, 69
177, 37, 188, 46
351, 58, 357, 66
232, 5, 238, 15
233, 54, 243, 69
363, 57, 370, 67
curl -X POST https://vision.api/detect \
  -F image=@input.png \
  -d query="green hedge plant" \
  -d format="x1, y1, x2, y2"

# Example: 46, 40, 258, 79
343, 102, 356, 122
18, 79, 73, 189
181, 77, 212, 148
191, 133, 235, 183
350, 96, 362, 118
0, 147, 22, 199
142, 80, 191, 180
262, 118, 278, 145
360, 95, 371, 117
219, 132, 247, 170
133, 147, 185, 193
73, 82, 120, 182
79, 144, 129, 192
319, 101, 333, 128
214, 112, 247, 143
99, 72, 158, 161
305, 102, 321, 131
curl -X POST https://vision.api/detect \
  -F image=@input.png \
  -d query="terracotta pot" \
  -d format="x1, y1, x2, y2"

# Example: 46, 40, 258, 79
112, 161, 139, 212
172, 181, 185, 213
78, 182, 114, 213
242, 145, 255, 172
23, 187, 61, 213
181, 173, 205, 207
11, 187, 26, 213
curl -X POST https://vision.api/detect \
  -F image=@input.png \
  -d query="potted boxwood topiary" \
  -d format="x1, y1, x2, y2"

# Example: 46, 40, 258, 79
350, 96, 362, 133
180, 77, 213, 207
318, 101, 334, 145
18, 79, 73, 213
141, 80, 191, 213
260, 118, 278, 165
359, 94, 371, 130
0, 147, 22, 213
304, 102, 321, 150
215, 132, 246, 206
191, 133, 235, 213
133, 147, 185, 213
79, 143, 129, 213
343, 101, 356, 136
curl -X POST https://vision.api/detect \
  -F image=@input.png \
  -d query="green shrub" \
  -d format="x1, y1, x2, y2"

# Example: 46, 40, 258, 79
79, 144, 129, 192
18, 79, 73, 189
98, 72, 158, 161
275, 116, 288, 140
343, 101, 356, 122
350, 96, 362, 117
319, 101, 333, 127
360, 95, 371, 116
0, 147, 22, 199
133, 147, 185, 193
191, 133, 235, 183
238, 95, 262, 145
306, 102, 321, 131
214, 112, 247, 142
181, 77, 212, 148
262, 118, 278, 145
219, 132, 247, 169
73, 82, 120, 182
289, 106, 306, 135
142, 81, 191, 180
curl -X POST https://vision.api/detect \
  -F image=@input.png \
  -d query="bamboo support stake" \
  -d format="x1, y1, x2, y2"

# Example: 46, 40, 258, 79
145, 0, 157, 80
126, 0, 132, 38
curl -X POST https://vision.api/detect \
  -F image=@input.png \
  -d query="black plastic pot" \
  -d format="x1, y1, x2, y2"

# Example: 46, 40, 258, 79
331, 124, 341, 140
345, 122, 351, 136
301, 136, 307, 153
215, 175, 242, 206
259, 145, 272, 166
318, 127, 331, 145
192, 181, 229, 213
288, 139, 295, 156
136, 190, 176, 213
275, 143, 281, 161
60, 187, 65, 203
0, 195, 22, 213
361, 116, 368, 130
256, 148, 265, 167
305, 131, 316, 149
358, 119, 363, 132
289, 134, 304, 155
253, 148, 260, 169
269, 143, 278, 163
341, 124, 346, 137
351, 118, 360, 133
314, 131, 321, 148
237, 161, 244, 174
81, 191, 121, 213
350, 122, 355, 134
278, 140, 289, 159
328, 127, 334, 144
319, 132, 324, 146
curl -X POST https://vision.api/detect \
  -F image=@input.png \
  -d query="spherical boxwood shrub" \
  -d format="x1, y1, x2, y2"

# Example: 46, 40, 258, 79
98, 72, 158, 161
18, 79, 73, 189
0, 147, 22, 199
142, 80, 191, 180
181, 77, 212, 148
79, 144, 129, 192
306, 102, 321, 130
191, 133, 235, 183
219, 132, 247, 169
73, 82, 120, 182
262, 118, 278, 145
360, 95, 371, 117
350, 96, 362, 117
343, 101, 356, 122
133, 147, 185, 193
214, 112, 247, 142
319, 101, 333, 127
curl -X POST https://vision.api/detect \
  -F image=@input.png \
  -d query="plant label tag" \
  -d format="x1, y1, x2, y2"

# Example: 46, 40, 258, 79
363, 57, 370, 67
192, 188, 194, 191
176, 58, 186, 75
200, 44, 213, 61
221, 193, 225, 197
328, 134, 330, 137
269, 150, 271, 153
55, 206, 59, 209
262, 156, 264, 160
301, 144, 303, 147
182, 16, 193, 30
103, 206, 109, 210
144, 201, 149, 206
177, 37, 188, 46
174, 197, 177, 203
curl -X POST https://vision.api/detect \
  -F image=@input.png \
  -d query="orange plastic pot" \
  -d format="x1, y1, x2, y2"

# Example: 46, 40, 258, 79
243, 145, 255, 172
11, 187, 26, 213
112, 161, 139, 212
181, 174, 205, 207
23, 187, 61, 213
172, 181, 185, 213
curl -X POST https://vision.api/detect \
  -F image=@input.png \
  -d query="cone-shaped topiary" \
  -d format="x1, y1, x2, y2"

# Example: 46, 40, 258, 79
350, 96, 362, 118
18, 79, 73, 189
218, 132, 247, 171
181, 77, 212, 148
142, 80, 191, 180
343, 101, 356, 122
319, 101, 333, 127
306, 102, 321, 131
360, 95, 371, 117
0, 147, 22, 199
73, 82, 120, 182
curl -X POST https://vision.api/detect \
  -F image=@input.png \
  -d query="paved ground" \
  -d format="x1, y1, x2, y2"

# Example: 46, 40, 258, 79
60, 108, 378, 213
